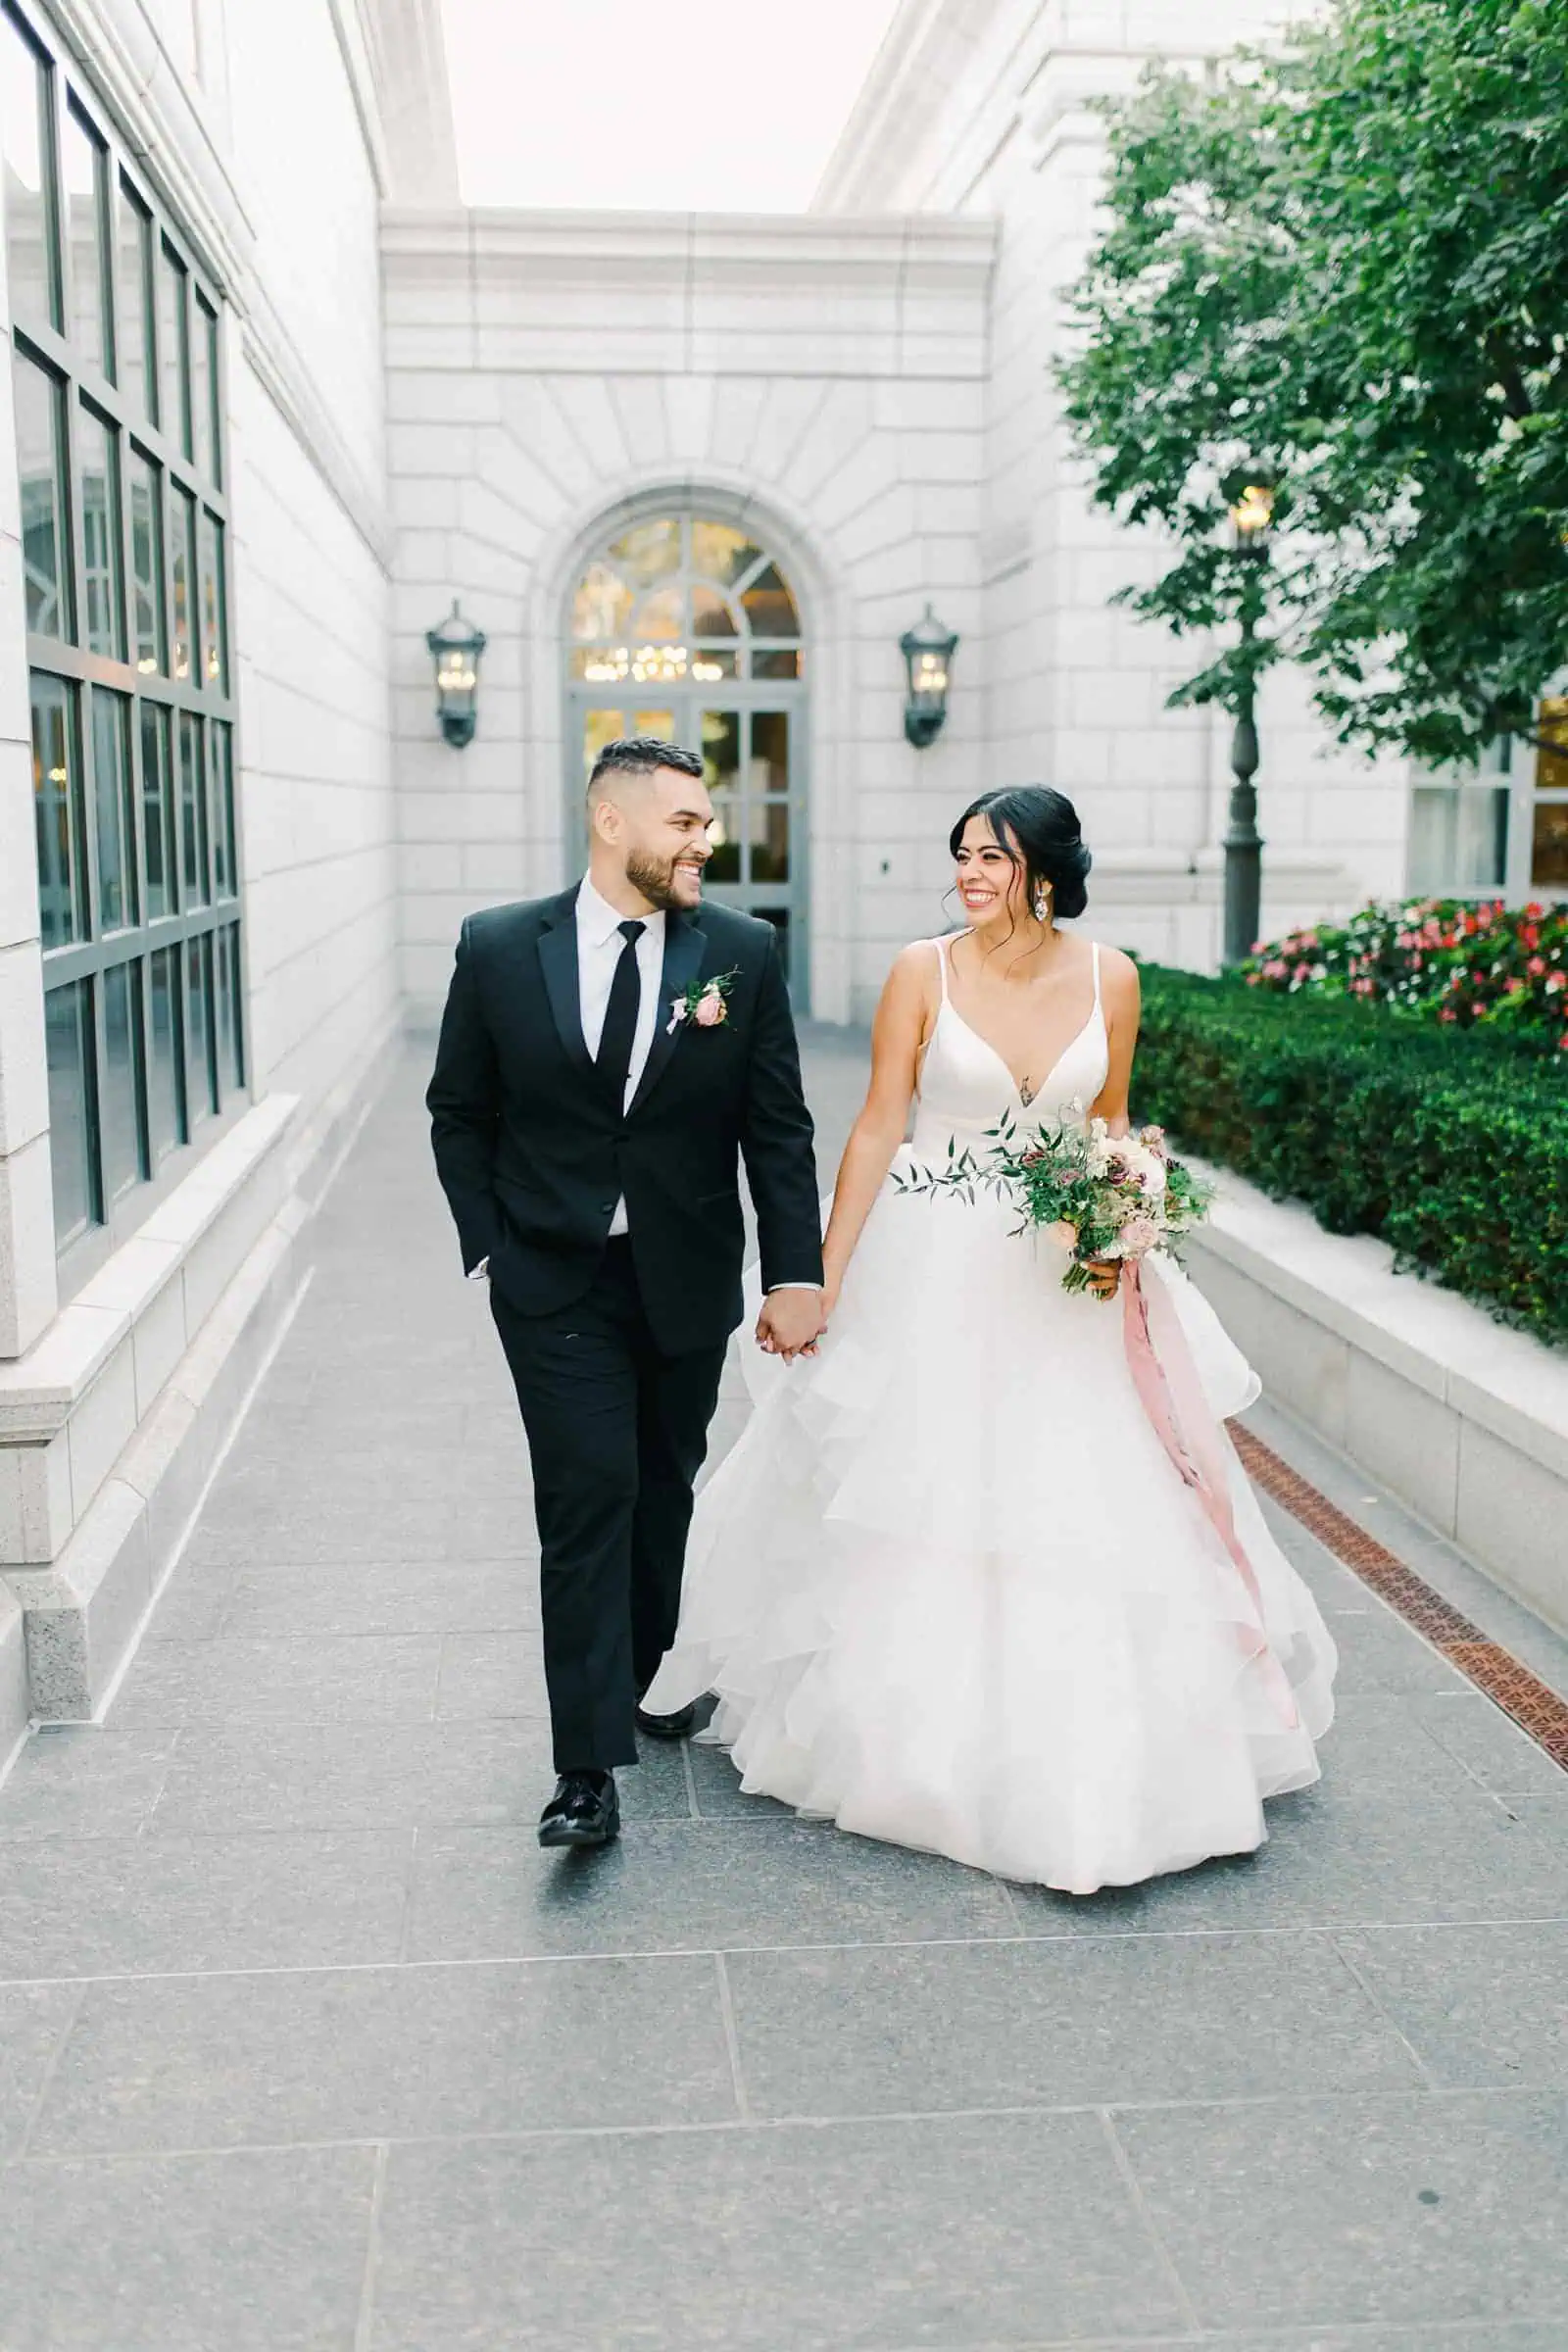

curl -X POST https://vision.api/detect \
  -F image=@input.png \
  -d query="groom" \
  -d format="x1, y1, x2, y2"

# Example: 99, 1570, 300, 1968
427, 735, 825, 1848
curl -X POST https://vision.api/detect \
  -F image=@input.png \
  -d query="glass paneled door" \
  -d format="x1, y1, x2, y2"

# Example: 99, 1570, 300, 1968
565, 512, 808, 1002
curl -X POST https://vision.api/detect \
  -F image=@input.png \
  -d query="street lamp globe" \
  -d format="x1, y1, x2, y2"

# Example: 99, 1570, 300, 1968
1228, 480, 1276, 556
426, 602, 487, 749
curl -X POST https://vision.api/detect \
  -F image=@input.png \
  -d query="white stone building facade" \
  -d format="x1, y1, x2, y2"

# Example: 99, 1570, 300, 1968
0, 0, 1555, 1736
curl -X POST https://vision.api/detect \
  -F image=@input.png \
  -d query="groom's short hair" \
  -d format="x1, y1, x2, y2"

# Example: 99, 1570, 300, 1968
587, 734, 703, 800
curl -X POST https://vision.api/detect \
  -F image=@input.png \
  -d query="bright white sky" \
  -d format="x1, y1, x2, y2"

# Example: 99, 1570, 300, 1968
439, 0, 905, 212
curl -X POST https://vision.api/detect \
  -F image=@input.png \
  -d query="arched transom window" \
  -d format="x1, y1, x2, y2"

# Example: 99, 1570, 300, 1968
569, 514, 804, 688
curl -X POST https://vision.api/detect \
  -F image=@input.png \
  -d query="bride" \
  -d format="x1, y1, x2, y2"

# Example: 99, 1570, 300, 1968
643, 785, 1338, 1893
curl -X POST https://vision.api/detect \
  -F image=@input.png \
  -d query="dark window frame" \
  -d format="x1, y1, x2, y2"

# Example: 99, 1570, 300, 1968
5, 0, 248, 1290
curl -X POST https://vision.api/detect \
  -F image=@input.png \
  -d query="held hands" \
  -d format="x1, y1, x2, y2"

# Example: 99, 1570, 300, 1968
756, 1286, 830, 1362
1083, 1256, 1122, 1301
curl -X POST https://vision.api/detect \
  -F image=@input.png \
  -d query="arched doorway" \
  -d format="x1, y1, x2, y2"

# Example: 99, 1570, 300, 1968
564, 510, 809, 1000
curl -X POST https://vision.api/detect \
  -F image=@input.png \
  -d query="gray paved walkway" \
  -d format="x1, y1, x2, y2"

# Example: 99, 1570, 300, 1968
2, 1037, 1568, 2350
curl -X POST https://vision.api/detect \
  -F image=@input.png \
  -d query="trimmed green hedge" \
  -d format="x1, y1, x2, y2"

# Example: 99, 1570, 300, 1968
1135, 964, 1568, 1347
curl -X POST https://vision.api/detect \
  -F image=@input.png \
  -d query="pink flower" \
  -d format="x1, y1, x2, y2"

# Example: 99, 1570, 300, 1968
694, 990, 726, 1028
1529, 956, 1546, 977
1118, 1214, 1160, 1257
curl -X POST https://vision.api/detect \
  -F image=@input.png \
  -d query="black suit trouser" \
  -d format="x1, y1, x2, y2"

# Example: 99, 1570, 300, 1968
489, 1240, 728, 1771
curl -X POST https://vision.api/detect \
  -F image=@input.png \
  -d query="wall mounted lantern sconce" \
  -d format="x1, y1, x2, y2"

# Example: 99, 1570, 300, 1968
426, 601, 487, 749
900, 605, 958, 749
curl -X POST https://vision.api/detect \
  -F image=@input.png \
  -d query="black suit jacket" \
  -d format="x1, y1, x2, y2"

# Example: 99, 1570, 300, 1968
426, 886, 824, 1354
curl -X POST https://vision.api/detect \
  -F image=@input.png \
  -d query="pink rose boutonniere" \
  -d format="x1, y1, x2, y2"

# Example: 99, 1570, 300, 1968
667, 966, 740, 1035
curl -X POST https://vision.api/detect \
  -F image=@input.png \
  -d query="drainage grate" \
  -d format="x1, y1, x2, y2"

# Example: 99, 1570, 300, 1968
1232, 1422, 1568, 1776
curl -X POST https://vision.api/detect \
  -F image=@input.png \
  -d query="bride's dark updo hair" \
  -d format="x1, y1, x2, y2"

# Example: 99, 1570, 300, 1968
950, 786, 1092, 921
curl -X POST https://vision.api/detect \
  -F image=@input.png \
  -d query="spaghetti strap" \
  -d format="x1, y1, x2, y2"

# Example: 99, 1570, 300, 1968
931, 935, 952, 1004
1091, 939, 1102, 1012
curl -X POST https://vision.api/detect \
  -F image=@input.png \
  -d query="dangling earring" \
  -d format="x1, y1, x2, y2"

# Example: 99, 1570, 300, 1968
1034, 885, 1053, 926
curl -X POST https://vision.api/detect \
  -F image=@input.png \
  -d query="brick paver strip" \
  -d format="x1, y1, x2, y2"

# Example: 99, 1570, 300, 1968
1233, 1421, 1568, 1774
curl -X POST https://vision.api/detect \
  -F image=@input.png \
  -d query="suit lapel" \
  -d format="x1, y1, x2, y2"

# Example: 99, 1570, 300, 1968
628, 911, 707, 1116
536, 887, 594, 1080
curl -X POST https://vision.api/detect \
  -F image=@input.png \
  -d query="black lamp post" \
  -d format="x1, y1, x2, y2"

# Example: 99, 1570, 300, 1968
900, 606, 958, 748
426, 602, 487, 749
1222, 482, 1274, 967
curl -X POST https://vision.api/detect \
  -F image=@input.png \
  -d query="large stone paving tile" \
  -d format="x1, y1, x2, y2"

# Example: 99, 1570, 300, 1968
183, 1496, 487, 1567
0, 2145, 373, 2350
1323, 1603, 1471, 1695
136, 1553, 232, 1643
215, 1559, 541, 1638
1298, 1692, 1507, 1802
441, 1493, 545, 1559
434, 1629, 550, 1718
146, 1721, 690, 1832
29, 1953, 734, 2155
0, 1831, 411, 1978
1414, 1691, 1568, 1796
0, 1983, 79, 2157
687, 1737, 790, 1818
1506, 1784, 1568, 1838
1103, 2331, 1568, 2351
1337, 1921, 1568, 2089
0, 1728, 176, 1840
368, 2111, 1185, 2350
109, 1633, 443, 1725
406, 1818, 1017, 1960
1013, 1787, 1568, 1934
1116, 2090, 1568, 2332
217, 1446, 531, 1503
234, 1396, 468, 1459
726, 1932, 1421, 2118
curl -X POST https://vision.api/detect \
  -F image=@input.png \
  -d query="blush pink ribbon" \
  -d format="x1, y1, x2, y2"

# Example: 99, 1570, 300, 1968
1122, 1261, 1300, 1732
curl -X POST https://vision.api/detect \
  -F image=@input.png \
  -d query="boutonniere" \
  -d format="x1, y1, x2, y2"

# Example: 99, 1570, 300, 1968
667, 967, 739, 1034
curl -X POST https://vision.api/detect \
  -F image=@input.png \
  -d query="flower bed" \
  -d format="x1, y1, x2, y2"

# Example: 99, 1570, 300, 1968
1244, 898, 1568, 1048
1135, 963, 1568, 1345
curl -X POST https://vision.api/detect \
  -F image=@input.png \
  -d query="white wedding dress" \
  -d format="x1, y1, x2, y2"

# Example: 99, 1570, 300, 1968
643, 938, 1338, 1892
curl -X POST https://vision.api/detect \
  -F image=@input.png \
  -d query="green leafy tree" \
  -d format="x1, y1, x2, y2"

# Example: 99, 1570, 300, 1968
1059, 0, 1568, 768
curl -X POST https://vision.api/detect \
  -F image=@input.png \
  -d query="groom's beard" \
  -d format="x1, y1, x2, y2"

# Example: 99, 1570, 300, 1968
625, 849, 703, 911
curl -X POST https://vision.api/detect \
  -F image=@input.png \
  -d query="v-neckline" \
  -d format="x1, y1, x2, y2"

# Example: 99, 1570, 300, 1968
940, 996, 1100, 1106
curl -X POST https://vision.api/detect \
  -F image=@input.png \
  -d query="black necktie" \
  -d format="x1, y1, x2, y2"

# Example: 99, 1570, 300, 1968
595, 918, 646, 1107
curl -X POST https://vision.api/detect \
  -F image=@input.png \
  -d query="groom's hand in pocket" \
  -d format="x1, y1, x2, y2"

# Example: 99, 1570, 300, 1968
756, 1288, 827, 1361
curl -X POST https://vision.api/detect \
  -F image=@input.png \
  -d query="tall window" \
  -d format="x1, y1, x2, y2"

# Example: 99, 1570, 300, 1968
564, 511, 810, 992
1527, 697, 1568, 893
1407, 695, 1568, 904
2, 0, 242, 1267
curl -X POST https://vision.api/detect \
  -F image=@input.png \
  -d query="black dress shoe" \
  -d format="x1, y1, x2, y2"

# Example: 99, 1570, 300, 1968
537, 1772, 619, 1849
635, 1702, 697, 1740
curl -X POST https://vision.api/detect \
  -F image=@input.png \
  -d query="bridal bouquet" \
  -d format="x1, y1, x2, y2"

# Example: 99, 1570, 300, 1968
895, 1111, 1213, 1297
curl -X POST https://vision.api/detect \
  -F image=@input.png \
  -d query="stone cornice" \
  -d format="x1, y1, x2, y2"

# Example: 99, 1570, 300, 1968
361, 0, 462, 205
381, 206, 999, 294
812, 0, 1013, 213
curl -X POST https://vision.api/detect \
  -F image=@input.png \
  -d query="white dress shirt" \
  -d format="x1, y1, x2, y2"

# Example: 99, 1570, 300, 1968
469, 876, 815, 1293
574, 873, 666, 1236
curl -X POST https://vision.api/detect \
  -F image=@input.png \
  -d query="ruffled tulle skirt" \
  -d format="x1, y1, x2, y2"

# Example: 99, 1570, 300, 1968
643, 1155, 1338, 1893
